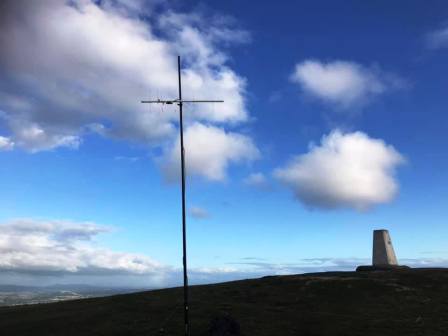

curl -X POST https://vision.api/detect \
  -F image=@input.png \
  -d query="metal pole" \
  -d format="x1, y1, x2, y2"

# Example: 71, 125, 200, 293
177, 55, 190, 336
141, 57, 222, 335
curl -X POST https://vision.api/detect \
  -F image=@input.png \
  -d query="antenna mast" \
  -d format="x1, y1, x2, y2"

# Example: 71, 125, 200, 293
142, 56, 223, 336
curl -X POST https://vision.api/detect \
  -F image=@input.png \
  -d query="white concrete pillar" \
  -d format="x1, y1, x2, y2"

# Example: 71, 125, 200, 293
372, 229, 398, 266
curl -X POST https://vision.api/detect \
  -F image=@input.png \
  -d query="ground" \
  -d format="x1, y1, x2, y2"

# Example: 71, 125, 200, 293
1, 268, 447, 335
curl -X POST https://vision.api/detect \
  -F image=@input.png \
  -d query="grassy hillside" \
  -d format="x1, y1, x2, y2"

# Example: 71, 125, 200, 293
1, 268, 447, 335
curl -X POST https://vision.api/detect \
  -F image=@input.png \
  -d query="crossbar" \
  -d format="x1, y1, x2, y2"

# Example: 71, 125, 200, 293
141, 99, 224, 104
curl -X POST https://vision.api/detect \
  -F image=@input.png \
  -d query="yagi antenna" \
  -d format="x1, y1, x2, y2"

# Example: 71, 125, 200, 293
141, 56, 223, 336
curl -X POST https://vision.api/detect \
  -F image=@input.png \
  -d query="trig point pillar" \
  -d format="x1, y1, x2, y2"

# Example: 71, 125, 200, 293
372, 229, 398, 266
356, 229, 409, 271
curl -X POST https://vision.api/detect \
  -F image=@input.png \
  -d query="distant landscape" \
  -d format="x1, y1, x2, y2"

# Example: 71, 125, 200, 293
0, 285, 147, 307
1, 268, 447, 336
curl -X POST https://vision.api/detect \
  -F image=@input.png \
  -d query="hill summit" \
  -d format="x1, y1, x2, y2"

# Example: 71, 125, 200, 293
1, 268, 447, 336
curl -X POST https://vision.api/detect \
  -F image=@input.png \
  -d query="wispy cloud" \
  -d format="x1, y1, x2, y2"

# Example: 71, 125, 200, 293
229, 257, 448, 273
0, 136, 14, 151
188, 206, 210, 219
240, 257, 267, 261
425, 24, 448, 49
243, 172, 272, 190
114, 156, 141, 162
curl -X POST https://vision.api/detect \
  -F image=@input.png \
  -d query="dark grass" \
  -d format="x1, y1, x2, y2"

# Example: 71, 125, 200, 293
1, 268, 448, 335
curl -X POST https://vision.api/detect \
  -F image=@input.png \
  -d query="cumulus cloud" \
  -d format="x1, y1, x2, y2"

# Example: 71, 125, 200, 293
0, 218, 168, 276
188, 206, 210, 219
0, 0, 251, 156
162, 122, 259, 181
274, 130, 404, 211
1, 219, 445, 287
0, 218, 321, 287
291, 60, 402, 108
426, 25, 448, 49
0, 218, 248, 287
0, 218, 301, 287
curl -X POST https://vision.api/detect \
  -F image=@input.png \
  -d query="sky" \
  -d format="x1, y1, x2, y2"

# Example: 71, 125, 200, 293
1, 0, 448, 288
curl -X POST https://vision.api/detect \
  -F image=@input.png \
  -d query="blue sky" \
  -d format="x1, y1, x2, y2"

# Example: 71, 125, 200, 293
0, 0, 448, 287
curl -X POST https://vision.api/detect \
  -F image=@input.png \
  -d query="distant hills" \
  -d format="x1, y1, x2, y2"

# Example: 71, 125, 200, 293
0, 284, 147, 306
1, 268, 447, 335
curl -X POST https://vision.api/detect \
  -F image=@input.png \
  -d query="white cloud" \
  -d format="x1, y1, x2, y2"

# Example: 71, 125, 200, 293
0, 218, 251, 287
243, 172, 271, 190
0, 136, 14, 151
162, 122, 259, 182
291, 60, 401, 108
1, 219, 446, 287
9, 121, 81, 152
426, 25, 448, 49
0, 0, 250, 152
188, 206, 210, 219
274, 130, 404, 211
0, 218, 168, 276
0, 218, 314, 287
